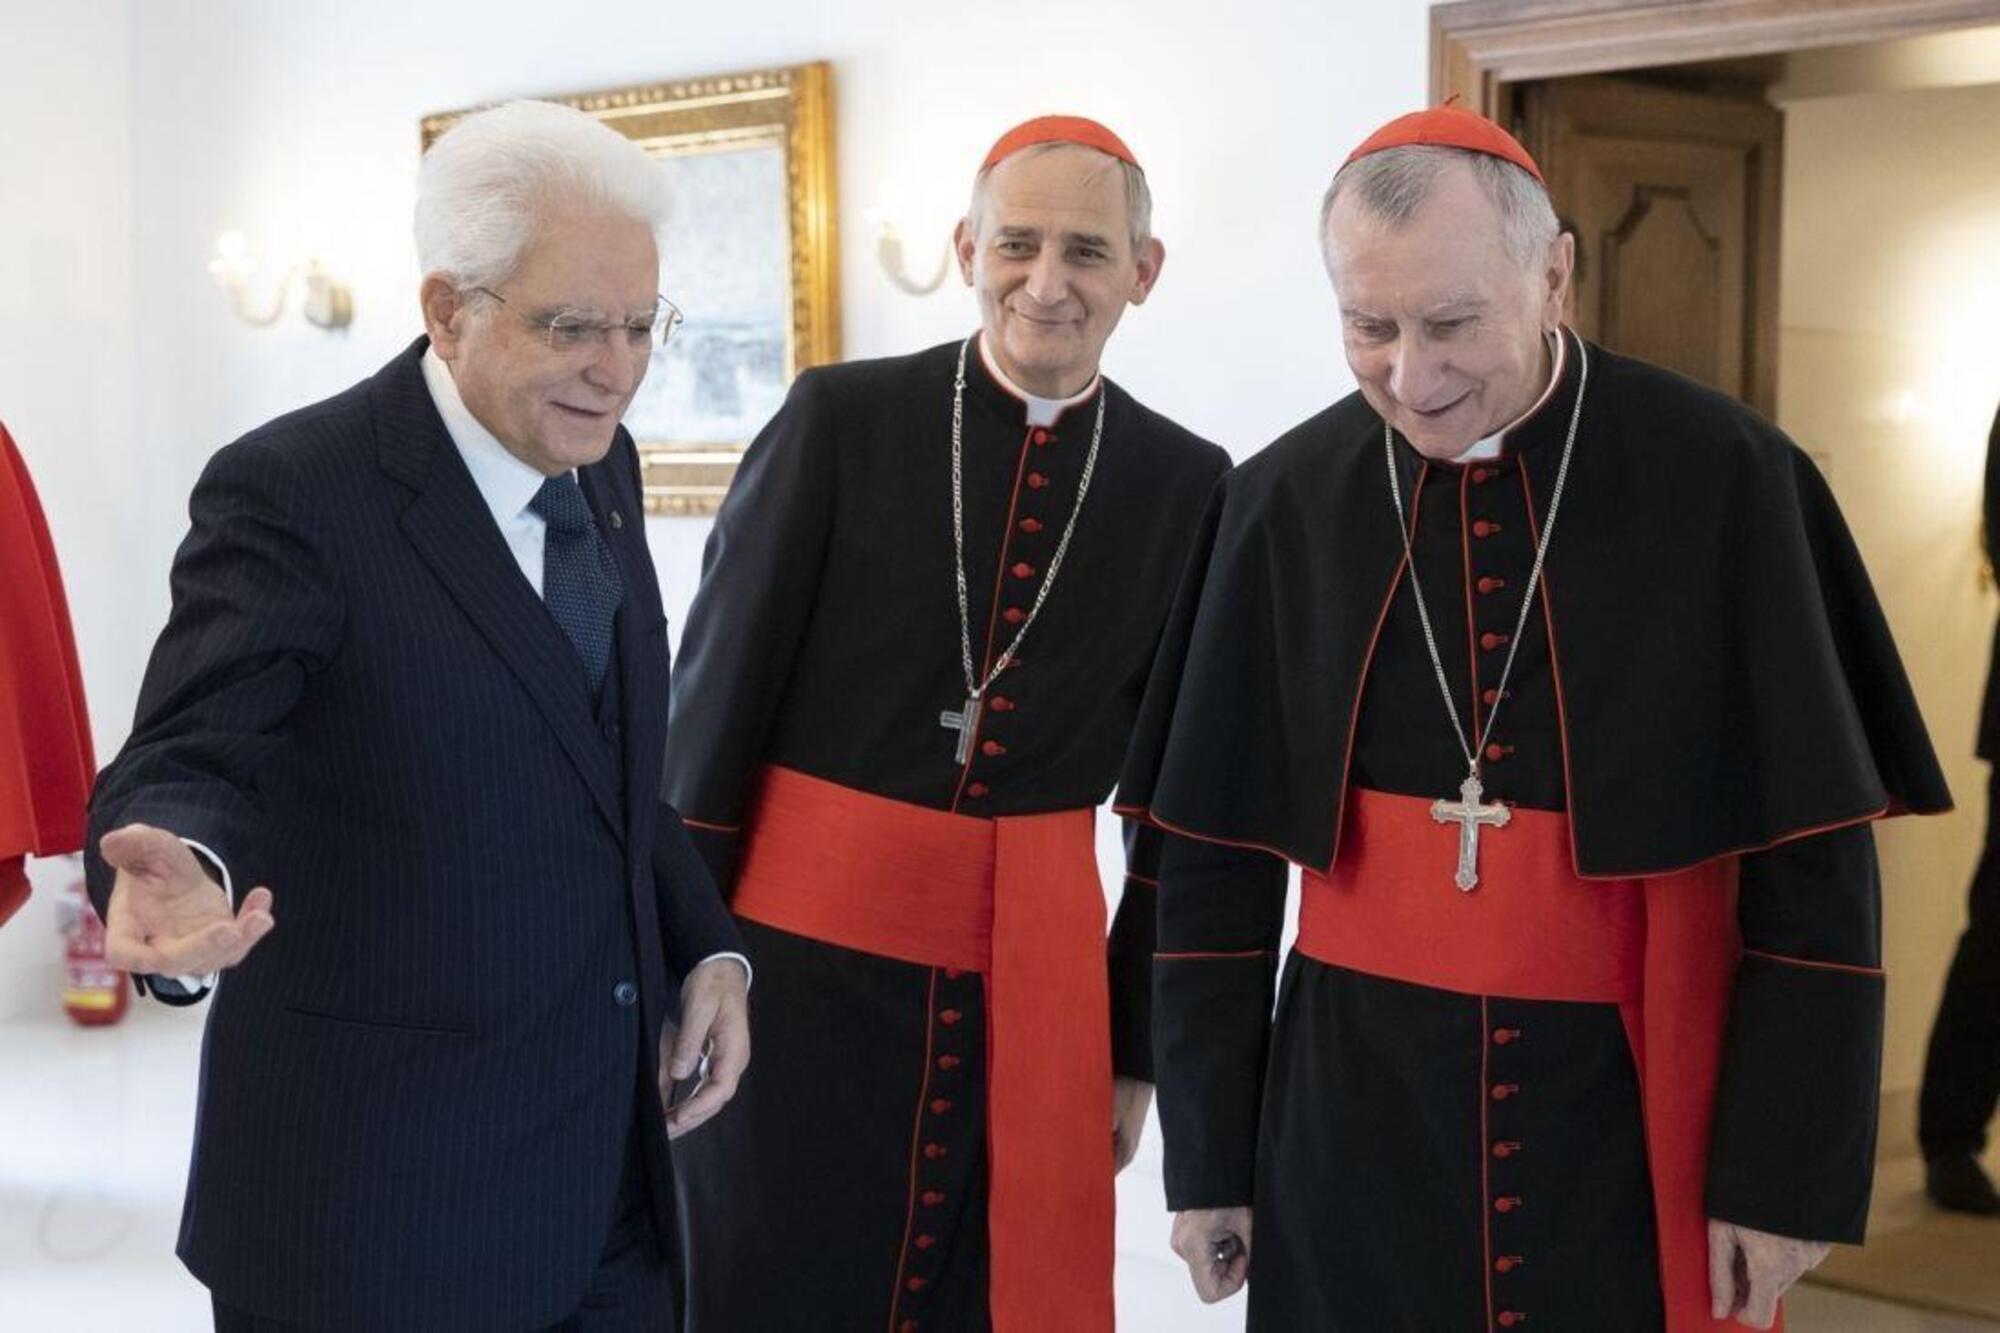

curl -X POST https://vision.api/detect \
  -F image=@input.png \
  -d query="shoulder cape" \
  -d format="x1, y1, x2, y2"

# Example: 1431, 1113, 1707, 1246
1116, 335, 1950, 876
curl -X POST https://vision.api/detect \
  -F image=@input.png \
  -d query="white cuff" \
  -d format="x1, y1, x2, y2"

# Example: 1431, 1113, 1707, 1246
697, 950, 753, 991
171, 837, 233, 994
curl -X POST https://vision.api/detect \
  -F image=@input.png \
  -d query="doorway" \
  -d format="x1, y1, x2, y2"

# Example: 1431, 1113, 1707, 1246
1434, 3, 2000, 1323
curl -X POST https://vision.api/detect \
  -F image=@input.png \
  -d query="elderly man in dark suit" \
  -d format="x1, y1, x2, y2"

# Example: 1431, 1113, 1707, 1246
86, 99, 748, 1331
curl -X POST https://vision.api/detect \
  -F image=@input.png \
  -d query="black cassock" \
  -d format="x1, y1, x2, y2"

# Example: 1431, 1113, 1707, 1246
663, 337, 1228, 1331
1117, 330, 1951, 1330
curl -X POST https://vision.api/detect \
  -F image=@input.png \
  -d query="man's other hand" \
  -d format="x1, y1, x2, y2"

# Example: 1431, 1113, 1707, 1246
1171, 1206, 1252, 1303
1113, 1076, 1153, 1173
662, 957, 750, 1139
1708, 1218, 1832, 1328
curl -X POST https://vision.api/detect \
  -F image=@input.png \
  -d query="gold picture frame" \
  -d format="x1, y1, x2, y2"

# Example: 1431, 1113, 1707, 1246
422, 62, 840, 515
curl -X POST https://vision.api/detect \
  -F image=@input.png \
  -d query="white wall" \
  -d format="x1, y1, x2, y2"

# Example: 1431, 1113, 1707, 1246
117, 0, 1427, 624
1775, 79, 2000, 1099
0, 0, 137, 1018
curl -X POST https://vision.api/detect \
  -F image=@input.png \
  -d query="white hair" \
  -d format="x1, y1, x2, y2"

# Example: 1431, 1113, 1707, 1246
414, 99, 668, 291
1320, 144, 1558, 274
966, 141, 1153, 250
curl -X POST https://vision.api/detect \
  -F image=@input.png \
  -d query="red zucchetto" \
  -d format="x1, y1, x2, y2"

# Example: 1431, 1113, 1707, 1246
1344, 104, 1544, 184
980, 115, 1141, 173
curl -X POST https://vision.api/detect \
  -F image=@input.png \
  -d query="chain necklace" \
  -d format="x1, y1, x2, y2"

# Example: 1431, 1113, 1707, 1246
1383, 333, 1588, 890
939, 334, 1106, 765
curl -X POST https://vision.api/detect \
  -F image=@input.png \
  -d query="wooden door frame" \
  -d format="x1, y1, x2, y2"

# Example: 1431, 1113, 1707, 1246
1433, 0, 2000, 119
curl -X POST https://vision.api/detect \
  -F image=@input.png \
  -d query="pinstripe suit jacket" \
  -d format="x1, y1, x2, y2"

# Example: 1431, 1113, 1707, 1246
86, 338, 742, 1330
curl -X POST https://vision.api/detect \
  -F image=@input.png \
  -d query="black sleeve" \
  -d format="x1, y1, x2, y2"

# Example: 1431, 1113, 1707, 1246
1154, 829, 1289, 1211
1705, 821, 1883, 1243
84, 439, 344, 994
1108, 819, 1162, 1083
651, 801, 750, 983
662, 372, 838, 893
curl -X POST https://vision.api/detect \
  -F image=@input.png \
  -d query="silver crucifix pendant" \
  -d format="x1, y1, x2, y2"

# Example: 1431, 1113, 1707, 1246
939, 695, 982, 765
1430, 772, 1512, 892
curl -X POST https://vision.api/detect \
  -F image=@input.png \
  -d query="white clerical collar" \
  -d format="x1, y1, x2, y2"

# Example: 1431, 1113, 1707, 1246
977, 332, 1101, 428
421, 345, 563, 527
1453, 328, 1568, 463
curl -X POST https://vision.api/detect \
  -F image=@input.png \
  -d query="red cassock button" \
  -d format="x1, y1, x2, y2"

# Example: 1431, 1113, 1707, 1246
988, 696, 1014, 712
944, 967, 962, 980
1492, 1141, 1521, 1159
1471, 467, 1492, 484
923, 1143, 946, 1160
1495, 1196, 1522, 1214
1019, 517, 1044, 534
1483, 689, 1502, 706
939, 1009, 962, 1025
1003, 607, 1027, 625
1027, 472, 1049, 489
901, 1321, 919, 1333
906, 1276, 928, 1293
1493, 1027, 1518, 1045
1495, 1255, 1523, 1274
1480, 632, 1509, 651
1492, 1083, 1519, 1101
915, 1234, 936, 1250
931, 1098, 953, 1115
1474, 519, 1501, 538
1032, 429, 1051, 445
1498, 1312, 1525, 1327
921, 1190, 945, 1206
1485, 743, 1513, 762
937, 1055, 961, 1070
1011, 562, 1036, 579
981, 740, 1006, 757
1478, 576, 1507, 594
966, 783, 989, 798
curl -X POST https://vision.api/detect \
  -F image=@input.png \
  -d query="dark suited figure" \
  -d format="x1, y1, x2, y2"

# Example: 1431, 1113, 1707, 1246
87, 100, 750, 1329
1918, 401, 2000, 1215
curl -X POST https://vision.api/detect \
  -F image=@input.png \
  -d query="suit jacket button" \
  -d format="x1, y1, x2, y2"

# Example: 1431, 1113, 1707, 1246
613, 981, 638, 1007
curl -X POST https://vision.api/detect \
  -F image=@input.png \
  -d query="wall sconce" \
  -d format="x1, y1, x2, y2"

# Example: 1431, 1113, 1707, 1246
207, 230, 355, 330
872, 217, 954, 297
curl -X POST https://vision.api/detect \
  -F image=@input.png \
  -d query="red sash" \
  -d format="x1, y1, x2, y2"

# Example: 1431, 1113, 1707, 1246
732, 765, 1115, 1332
1297, 787, 1771, 1332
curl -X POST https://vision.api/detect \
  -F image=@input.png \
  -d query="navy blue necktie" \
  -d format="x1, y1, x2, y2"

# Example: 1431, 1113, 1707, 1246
530, 474, 624, 692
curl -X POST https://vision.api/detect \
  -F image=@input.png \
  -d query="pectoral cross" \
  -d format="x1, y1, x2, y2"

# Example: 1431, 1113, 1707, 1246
1430, 772, 1512, 892
939, 695, 983, 765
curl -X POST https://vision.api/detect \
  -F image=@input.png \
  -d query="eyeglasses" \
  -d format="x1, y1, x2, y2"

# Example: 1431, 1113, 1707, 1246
473, 287, 685, 355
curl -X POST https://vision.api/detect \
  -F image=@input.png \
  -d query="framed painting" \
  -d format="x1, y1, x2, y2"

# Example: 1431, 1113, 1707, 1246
422, 61, 840, 514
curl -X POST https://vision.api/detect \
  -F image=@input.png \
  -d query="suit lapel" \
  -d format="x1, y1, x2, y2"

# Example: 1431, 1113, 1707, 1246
372, 341, 623, 837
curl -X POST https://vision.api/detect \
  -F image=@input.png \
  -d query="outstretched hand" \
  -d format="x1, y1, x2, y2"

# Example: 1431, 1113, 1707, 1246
99, 824, 273, 976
